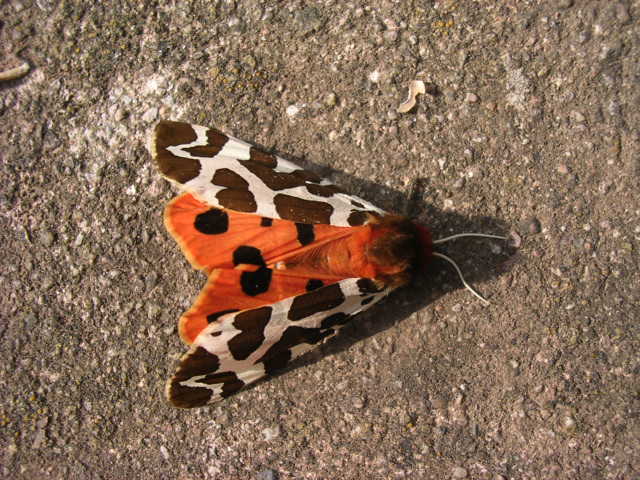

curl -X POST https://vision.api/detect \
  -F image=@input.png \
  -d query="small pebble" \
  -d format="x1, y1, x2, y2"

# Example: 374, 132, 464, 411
383, 30, 398, 43
430, 395, 447, 410
399, 411, 412, 425
465, 92, 478, 103
526, 218, 541, 234
114, 108, 128, 121
39, 230, 55, 247
452, 466, 468, 478
147, 303, 161, 319
577, 31, 590, 44
557, 164, 570, 174
32, 427, 46, 449
452, 177, 466, 190
559, 415, 577, 432
324, 92, 337, 107
256, 469, 278, 480
466, 166, 482, 180
294, 7, 324, 36
160, 445, 169, 460
228, 16, 244, 32
570, 111, 585, 123
598, 182, 611, 194
286, 105, 300, 117
615, 3, 631, 24
558, 0, 573, 7
262, 426, 281, 441
142, 107, 158, 123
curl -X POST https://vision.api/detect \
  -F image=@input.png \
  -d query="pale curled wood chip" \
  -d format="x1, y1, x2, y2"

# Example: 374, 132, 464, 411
0, 61, 30, 82
397, 80, 426, 113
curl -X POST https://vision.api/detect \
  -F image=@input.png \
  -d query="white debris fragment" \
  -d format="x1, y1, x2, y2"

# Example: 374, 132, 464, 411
0, 61, 30, 82
160, 445, 170, 460
397, 80, 426, 113
368, 70, 381, 83
286, 104, 300, 117
262, 426, 281, 441
142, 107, 159, 123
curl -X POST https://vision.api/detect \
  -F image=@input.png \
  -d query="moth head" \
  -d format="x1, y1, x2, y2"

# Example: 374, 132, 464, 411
367, 216, 432, 279
414, 223, 434, 272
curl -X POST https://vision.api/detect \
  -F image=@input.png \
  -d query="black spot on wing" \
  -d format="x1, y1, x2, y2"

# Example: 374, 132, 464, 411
361, 297, 375, 306
206, 309, 239, 324
305, 183, 343, 197
220, 377, 246, 398
248, 147, 277, 167
295, 223, 315, 246
320, 312, 350, 329
347, 210, 369, 226
260, 217, 273, 227
167, 346, 221, 408
288, 283, 345, 321
274, 194, 333, 224
258, 326, 335, 374
227, 307, 272, 360
216, 188, 258, 213
153, 121, 202, 184
194, 209, 229, 234
212, 168, 249, 189
233, 246, 265, 266
175, 346, 220, 378
212, 168, 259, 213
184, 128, 228, 158
357, 278, 383, 295
240, 267, 272, 296
241, 148, 323, 190
200, 371, 245, 399
305, 279, 324, 291
259, 348, 291, 373
167, 382, 213, 408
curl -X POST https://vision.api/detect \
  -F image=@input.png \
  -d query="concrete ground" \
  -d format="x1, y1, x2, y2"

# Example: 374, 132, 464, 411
1, 1, 638, 479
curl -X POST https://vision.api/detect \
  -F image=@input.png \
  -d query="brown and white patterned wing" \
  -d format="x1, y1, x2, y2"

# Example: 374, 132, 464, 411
151, 120, 385, 226
166, 276, 388, 408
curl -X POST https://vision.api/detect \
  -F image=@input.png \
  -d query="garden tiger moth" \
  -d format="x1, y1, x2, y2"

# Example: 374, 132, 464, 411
151, 120, 506, 408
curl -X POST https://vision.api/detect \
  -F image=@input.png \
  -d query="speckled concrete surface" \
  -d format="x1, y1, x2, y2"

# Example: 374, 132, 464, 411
1, 1, 639, 479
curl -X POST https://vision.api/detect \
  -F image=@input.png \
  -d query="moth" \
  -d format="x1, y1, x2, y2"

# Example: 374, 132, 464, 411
151, 120, 506, 408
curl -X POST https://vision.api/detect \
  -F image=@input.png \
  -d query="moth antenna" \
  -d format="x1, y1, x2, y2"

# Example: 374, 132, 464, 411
433, 233, 508, 244
431, 252, 490, 306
